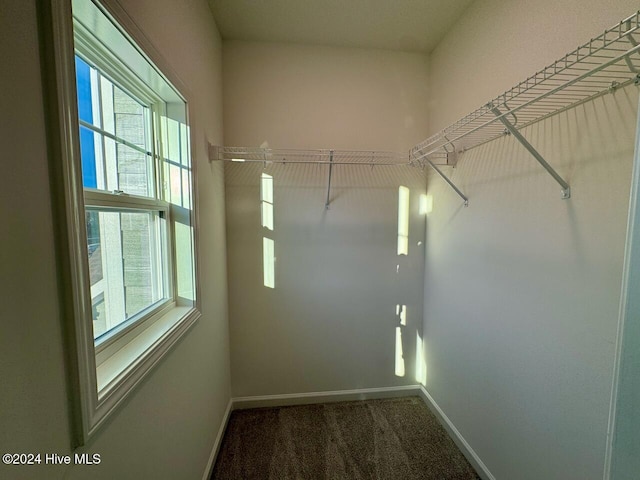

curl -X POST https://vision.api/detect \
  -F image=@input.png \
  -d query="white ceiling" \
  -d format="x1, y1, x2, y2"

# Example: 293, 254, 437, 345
208, 0, 475, 53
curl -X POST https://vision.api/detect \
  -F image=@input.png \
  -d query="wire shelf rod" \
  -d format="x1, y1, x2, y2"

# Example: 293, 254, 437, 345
209, 146, 421, 167
212, 159, 413, 166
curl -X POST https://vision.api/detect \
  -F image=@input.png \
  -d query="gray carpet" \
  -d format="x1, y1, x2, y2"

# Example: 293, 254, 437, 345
211, 396, 481, 480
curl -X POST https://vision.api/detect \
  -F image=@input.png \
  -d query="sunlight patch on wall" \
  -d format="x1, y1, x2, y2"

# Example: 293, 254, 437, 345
263, 237, 275, 288
397, 186, 409, 255
419, 194, 433, 215
415, 333, 427, 386
261, 173, 274, 230
396, 304, 407, 326
262, 203, 274, 231
261, 172, 275, 288
395, 326, 405, 377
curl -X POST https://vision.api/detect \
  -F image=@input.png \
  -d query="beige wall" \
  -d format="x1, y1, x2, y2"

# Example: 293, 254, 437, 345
0, 1, 230, 479
223, 41, 430, 152
0, 2, 72, 478
424, 1, 639, 479
223, 42, 430, 396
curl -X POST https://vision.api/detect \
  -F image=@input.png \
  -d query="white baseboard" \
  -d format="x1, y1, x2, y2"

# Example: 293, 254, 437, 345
232, 384, 422, 410
418, 386, 496, 480
202, 398, 233, 480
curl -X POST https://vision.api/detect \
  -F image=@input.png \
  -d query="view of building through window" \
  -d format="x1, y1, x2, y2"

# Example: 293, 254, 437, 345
75, 56, 166, 340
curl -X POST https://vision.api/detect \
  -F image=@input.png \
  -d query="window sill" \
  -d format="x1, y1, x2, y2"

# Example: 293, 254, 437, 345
91, 305, 200, 432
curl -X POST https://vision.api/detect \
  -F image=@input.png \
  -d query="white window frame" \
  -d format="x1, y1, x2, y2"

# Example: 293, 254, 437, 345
42, 0, 201, 445
74, 38, 174, 353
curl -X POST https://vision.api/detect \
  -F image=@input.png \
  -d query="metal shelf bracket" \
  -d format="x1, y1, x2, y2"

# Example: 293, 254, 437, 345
425, 158, 469, 207
208, 144, 221, 162
489, 104, 571, 200
625, 19, 640, 74
325, 150, 334, 209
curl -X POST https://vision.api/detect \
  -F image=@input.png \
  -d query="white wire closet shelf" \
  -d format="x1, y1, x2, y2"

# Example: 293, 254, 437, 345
410, 10, 640, 202
209, 146, 447, 209
211, 10, 640, 206
210, 146, 448, 166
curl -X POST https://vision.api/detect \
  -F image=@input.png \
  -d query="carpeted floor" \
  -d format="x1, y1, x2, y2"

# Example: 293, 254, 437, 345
211, 396, 481, 480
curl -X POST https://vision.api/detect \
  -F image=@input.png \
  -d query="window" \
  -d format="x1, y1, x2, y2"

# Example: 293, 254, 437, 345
43, 0, 199, 444
75, 55, 171, 344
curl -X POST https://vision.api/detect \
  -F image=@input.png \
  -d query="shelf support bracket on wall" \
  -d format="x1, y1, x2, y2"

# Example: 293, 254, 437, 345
625, 19, 640, 74
489, 104, 571, 199
425, 159, 469, 207
208, 144, 220, 162
325, 150, 334, 209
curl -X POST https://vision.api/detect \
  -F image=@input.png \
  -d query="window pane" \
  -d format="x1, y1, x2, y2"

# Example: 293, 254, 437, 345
169, 163, 182, 205
112, 81, 148, 148
160, 107, 191, 209
79, 126, 107, 190
111, 138, 153, 197
78, 126, 154, 196
75, 56, 98, 126
86, 209, 166, 340
182, 169, 192, 209
75, 59, 148, 144
76, 56, 99, 188
87, 210, 103, 286
75, 56, 154, 196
